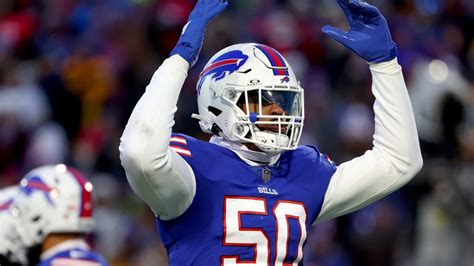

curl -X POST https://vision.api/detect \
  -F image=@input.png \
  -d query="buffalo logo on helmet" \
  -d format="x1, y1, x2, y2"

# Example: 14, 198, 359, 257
280, 76, 290, 83
20, 176, 56, 206
0, 199, 13, 211
198, 50, 249, 95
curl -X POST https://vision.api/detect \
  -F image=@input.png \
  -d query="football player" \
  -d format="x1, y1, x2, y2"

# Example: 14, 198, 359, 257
12, 164, 108, 266
120, 0, 423, 265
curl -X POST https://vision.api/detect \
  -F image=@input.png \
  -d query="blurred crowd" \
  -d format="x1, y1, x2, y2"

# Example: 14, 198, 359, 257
0, 0, 473, 265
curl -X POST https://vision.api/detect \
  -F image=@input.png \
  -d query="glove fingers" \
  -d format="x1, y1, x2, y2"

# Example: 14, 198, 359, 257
202, 0, 225, 10
192, 0, 224, 16
194, 0, 228, 24
349, 1, 380, 18
322, 25, 352, 46
206, 1, 228, 20
336, 0, 354, 24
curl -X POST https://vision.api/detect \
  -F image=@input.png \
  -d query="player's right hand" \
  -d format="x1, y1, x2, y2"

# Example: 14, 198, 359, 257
170, 0, 228, 67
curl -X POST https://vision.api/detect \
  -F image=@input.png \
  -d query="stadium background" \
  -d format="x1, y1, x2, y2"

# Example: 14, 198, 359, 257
0, 0, 473, 265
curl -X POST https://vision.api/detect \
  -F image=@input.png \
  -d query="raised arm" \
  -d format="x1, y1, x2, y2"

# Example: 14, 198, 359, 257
316, 0, 423, 222
119, 0, 228, 220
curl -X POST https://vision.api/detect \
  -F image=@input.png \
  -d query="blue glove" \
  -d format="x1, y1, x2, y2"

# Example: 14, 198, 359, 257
170, 0, 228, 67
322, 0, 397, 63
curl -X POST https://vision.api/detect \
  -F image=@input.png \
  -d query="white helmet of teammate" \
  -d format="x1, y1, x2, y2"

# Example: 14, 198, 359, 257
0, 186, 28, 265
193, 43, 304, 154
12, 164, 94, 247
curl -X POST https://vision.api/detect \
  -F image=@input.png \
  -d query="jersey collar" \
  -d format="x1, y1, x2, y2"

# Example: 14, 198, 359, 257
210, 136, 281, 166
40, 238, 90, 261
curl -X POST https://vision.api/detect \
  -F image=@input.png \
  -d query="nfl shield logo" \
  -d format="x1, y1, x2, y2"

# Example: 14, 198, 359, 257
262, 168, 271, 183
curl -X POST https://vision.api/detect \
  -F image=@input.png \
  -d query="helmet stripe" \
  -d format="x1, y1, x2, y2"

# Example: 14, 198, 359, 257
256, 45, 289, 76
67, 167, 92, 218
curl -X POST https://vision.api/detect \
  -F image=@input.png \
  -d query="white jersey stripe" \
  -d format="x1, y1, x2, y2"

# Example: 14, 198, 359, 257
170, 146, 192, 157
170, 136, 187, 144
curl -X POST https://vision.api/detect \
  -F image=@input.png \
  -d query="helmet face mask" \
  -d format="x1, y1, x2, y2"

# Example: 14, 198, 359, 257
195, 43, 305, 154
12, 165, 94, 248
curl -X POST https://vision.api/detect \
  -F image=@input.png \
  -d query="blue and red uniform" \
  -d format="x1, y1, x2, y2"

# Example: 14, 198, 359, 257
157, 134, 336, 265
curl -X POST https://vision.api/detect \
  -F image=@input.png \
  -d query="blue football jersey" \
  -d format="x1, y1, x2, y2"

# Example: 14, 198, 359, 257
38, 248, 108, 266
157, 134, 336, 265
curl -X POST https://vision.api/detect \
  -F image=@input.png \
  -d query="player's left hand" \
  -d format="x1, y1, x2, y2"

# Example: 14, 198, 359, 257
170, 0, 228, 67
322, 0, 397, 63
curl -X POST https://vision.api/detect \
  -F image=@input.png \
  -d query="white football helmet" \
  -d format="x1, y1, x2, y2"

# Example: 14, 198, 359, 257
193, 43, 305, 154
12, 164, 94, 247
0, 186, 28, 265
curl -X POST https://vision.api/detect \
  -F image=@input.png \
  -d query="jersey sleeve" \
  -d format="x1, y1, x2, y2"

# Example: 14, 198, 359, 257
119, 55, 197, 220
315, 59, 423, 223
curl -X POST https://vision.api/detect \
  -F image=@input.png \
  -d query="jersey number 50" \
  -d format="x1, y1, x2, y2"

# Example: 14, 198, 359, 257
222, 196, 307, 266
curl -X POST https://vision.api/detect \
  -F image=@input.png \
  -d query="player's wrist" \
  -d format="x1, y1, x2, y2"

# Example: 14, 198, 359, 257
170, 43, 194, 60
170, 37, 202, 67
167, 54, 191, 69
367, 42, 397, 63
369, 57, 401, 74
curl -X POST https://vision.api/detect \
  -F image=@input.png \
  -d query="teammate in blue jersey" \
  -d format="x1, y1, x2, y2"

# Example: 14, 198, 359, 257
0, 165, 108, 266
120, 0, 423, 265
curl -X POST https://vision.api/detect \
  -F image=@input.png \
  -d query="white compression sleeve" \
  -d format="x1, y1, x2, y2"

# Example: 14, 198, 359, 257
315, 59, 423, 223
119, 55, 196, 220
